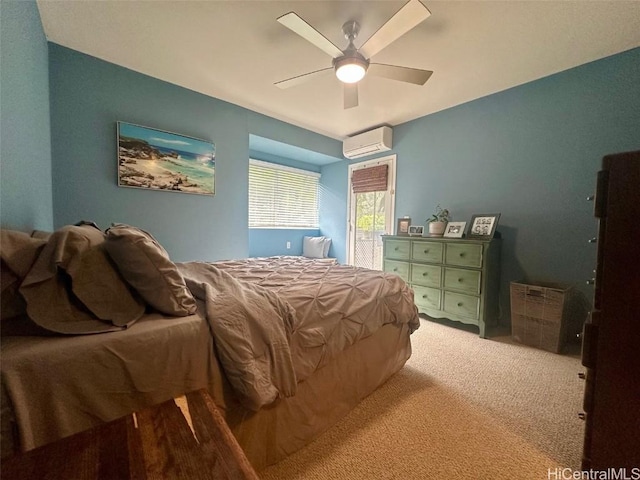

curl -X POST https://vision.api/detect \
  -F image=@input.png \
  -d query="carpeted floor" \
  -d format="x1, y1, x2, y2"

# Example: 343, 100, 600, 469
260, 317, 585, 479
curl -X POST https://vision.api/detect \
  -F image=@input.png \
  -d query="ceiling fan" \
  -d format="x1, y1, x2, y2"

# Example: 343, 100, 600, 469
274, 0, 433, 109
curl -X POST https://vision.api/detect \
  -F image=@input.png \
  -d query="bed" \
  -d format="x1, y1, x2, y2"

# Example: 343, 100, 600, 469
0, 223, 419, 469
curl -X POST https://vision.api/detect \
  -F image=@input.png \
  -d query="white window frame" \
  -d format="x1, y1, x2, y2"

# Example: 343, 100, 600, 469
346, 154, 397, 265
249, 159, 321, 229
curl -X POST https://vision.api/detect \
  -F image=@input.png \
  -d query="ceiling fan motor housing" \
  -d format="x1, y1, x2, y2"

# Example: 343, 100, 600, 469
332, 20, 369, 84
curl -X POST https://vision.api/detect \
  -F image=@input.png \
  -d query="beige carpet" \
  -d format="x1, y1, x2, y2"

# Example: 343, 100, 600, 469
260, 318, 585, 479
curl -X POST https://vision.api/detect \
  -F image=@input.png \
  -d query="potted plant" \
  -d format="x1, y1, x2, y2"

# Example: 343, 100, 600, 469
427, 205, 450, 236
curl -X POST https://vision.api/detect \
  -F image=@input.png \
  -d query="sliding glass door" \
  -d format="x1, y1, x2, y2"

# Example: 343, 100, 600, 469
347, 155, 396, 269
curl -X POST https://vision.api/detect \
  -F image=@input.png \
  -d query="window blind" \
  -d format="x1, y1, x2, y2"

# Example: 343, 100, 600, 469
249, 159, 320, 228
351, 164, 388, 193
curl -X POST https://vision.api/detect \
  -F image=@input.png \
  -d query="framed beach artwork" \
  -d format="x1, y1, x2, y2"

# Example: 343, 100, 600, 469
117, 122, 215, 196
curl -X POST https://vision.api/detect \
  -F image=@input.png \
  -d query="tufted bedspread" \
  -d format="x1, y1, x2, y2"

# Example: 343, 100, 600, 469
178, 256, 419, 411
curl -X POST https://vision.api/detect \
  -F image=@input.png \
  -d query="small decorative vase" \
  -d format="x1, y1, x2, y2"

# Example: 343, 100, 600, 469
429, 221, 447, 237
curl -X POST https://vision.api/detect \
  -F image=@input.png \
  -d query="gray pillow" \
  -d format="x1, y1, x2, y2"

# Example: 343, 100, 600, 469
105, 224, 197, 316
303, 236, 326, 259
19, 224, 145, 334
0, 230, 47, 321
322, 237, 332, 257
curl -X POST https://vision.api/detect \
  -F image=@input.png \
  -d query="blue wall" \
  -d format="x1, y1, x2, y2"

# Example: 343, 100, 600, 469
47, 44, 342, 262
249, 229, 321, 257
319, 161, 349, 263
248, 113, 342, 160
0, 1, 53, 232
323, 47, 640, 318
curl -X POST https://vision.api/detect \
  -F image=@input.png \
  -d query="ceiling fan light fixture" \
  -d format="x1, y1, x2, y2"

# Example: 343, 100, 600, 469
334, 56, 368, 84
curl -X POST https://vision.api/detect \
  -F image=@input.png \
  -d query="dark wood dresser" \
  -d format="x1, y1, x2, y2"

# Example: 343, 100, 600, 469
581, 150, 640, 469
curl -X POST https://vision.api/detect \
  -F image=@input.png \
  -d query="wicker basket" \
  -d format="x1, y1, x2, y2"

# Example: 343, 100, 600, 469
510, 281, 571, 353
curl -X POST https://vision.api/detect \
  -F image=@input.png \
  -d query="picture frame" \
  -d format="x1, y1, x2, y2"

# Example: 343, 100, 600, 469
117, 121, 215, 196
408, 225, 424, 237
467, 214, 501, 239
396, 217, 411, 236
443, 221, 466, 238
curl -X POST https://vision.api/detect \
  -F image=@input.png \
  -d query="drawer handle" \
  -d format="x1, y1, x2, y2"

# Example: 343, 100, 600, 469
393, 268, 398, 272
394, 247, 399, 251
457, 302, 463, 307
422, 294, 428, 299
422, 272, 428, 276
458, 278, 463, 282
459, 253, 465, 257
423, 249, 429, 253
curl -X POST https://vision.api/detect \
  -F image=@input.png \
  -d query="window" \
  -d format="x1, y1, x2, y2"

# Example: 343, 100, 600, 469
249, 159, 320, 228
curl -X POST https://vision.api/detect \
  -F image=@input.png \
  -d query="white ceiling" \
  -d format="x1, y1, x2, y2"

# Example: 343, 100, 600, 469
37, 1, 640, 140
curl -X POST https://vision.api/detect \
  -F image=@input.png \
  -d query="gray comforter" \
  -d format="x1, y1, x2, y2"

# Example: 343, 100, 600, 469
178, 257, 419, 411
179, 262, 299, 411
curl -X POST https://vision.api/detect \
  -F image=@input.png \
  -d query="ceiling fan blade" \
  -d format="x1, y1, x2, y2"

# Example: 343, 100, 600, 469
344, 83, 358, 109
368, 63, 433, 85
275, 67, 334, 89
359, 0, 431, 59
277, 12, 344, 58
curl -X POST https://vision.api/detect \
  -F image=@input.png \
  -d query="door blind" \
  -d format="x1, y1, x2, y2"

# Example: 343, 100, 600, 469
351, 164, 388, 193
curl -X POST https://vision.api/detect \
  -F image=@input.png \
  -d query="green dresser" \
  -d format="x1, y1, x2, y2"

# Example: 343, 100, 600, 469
382, 235, 500, 338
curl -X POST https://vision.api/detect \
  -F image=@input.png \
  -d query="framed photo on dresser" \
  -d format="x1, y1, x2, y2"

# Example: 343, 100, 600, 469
396, 217, 411, 236
467, 214, 500, 239
443, 221, 466, 238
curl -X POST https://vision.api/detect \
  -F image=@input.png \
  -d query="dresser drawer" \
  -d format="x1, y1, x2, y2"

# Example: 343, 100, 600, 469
444, 243, 482, 268
384, 260, 409, 281
445, 243, 483, 268
413, 285, 441, 310
411, 241, 443, 263
385, 240, 411, 261
443, 292, 480, 320
410, 264, 442, 288
444, 267, 481, 294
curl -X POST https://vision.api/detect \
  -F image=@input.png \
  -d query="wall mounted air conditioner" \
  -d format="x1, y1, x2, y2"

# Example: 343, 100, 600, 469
343, 126, 393, 159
